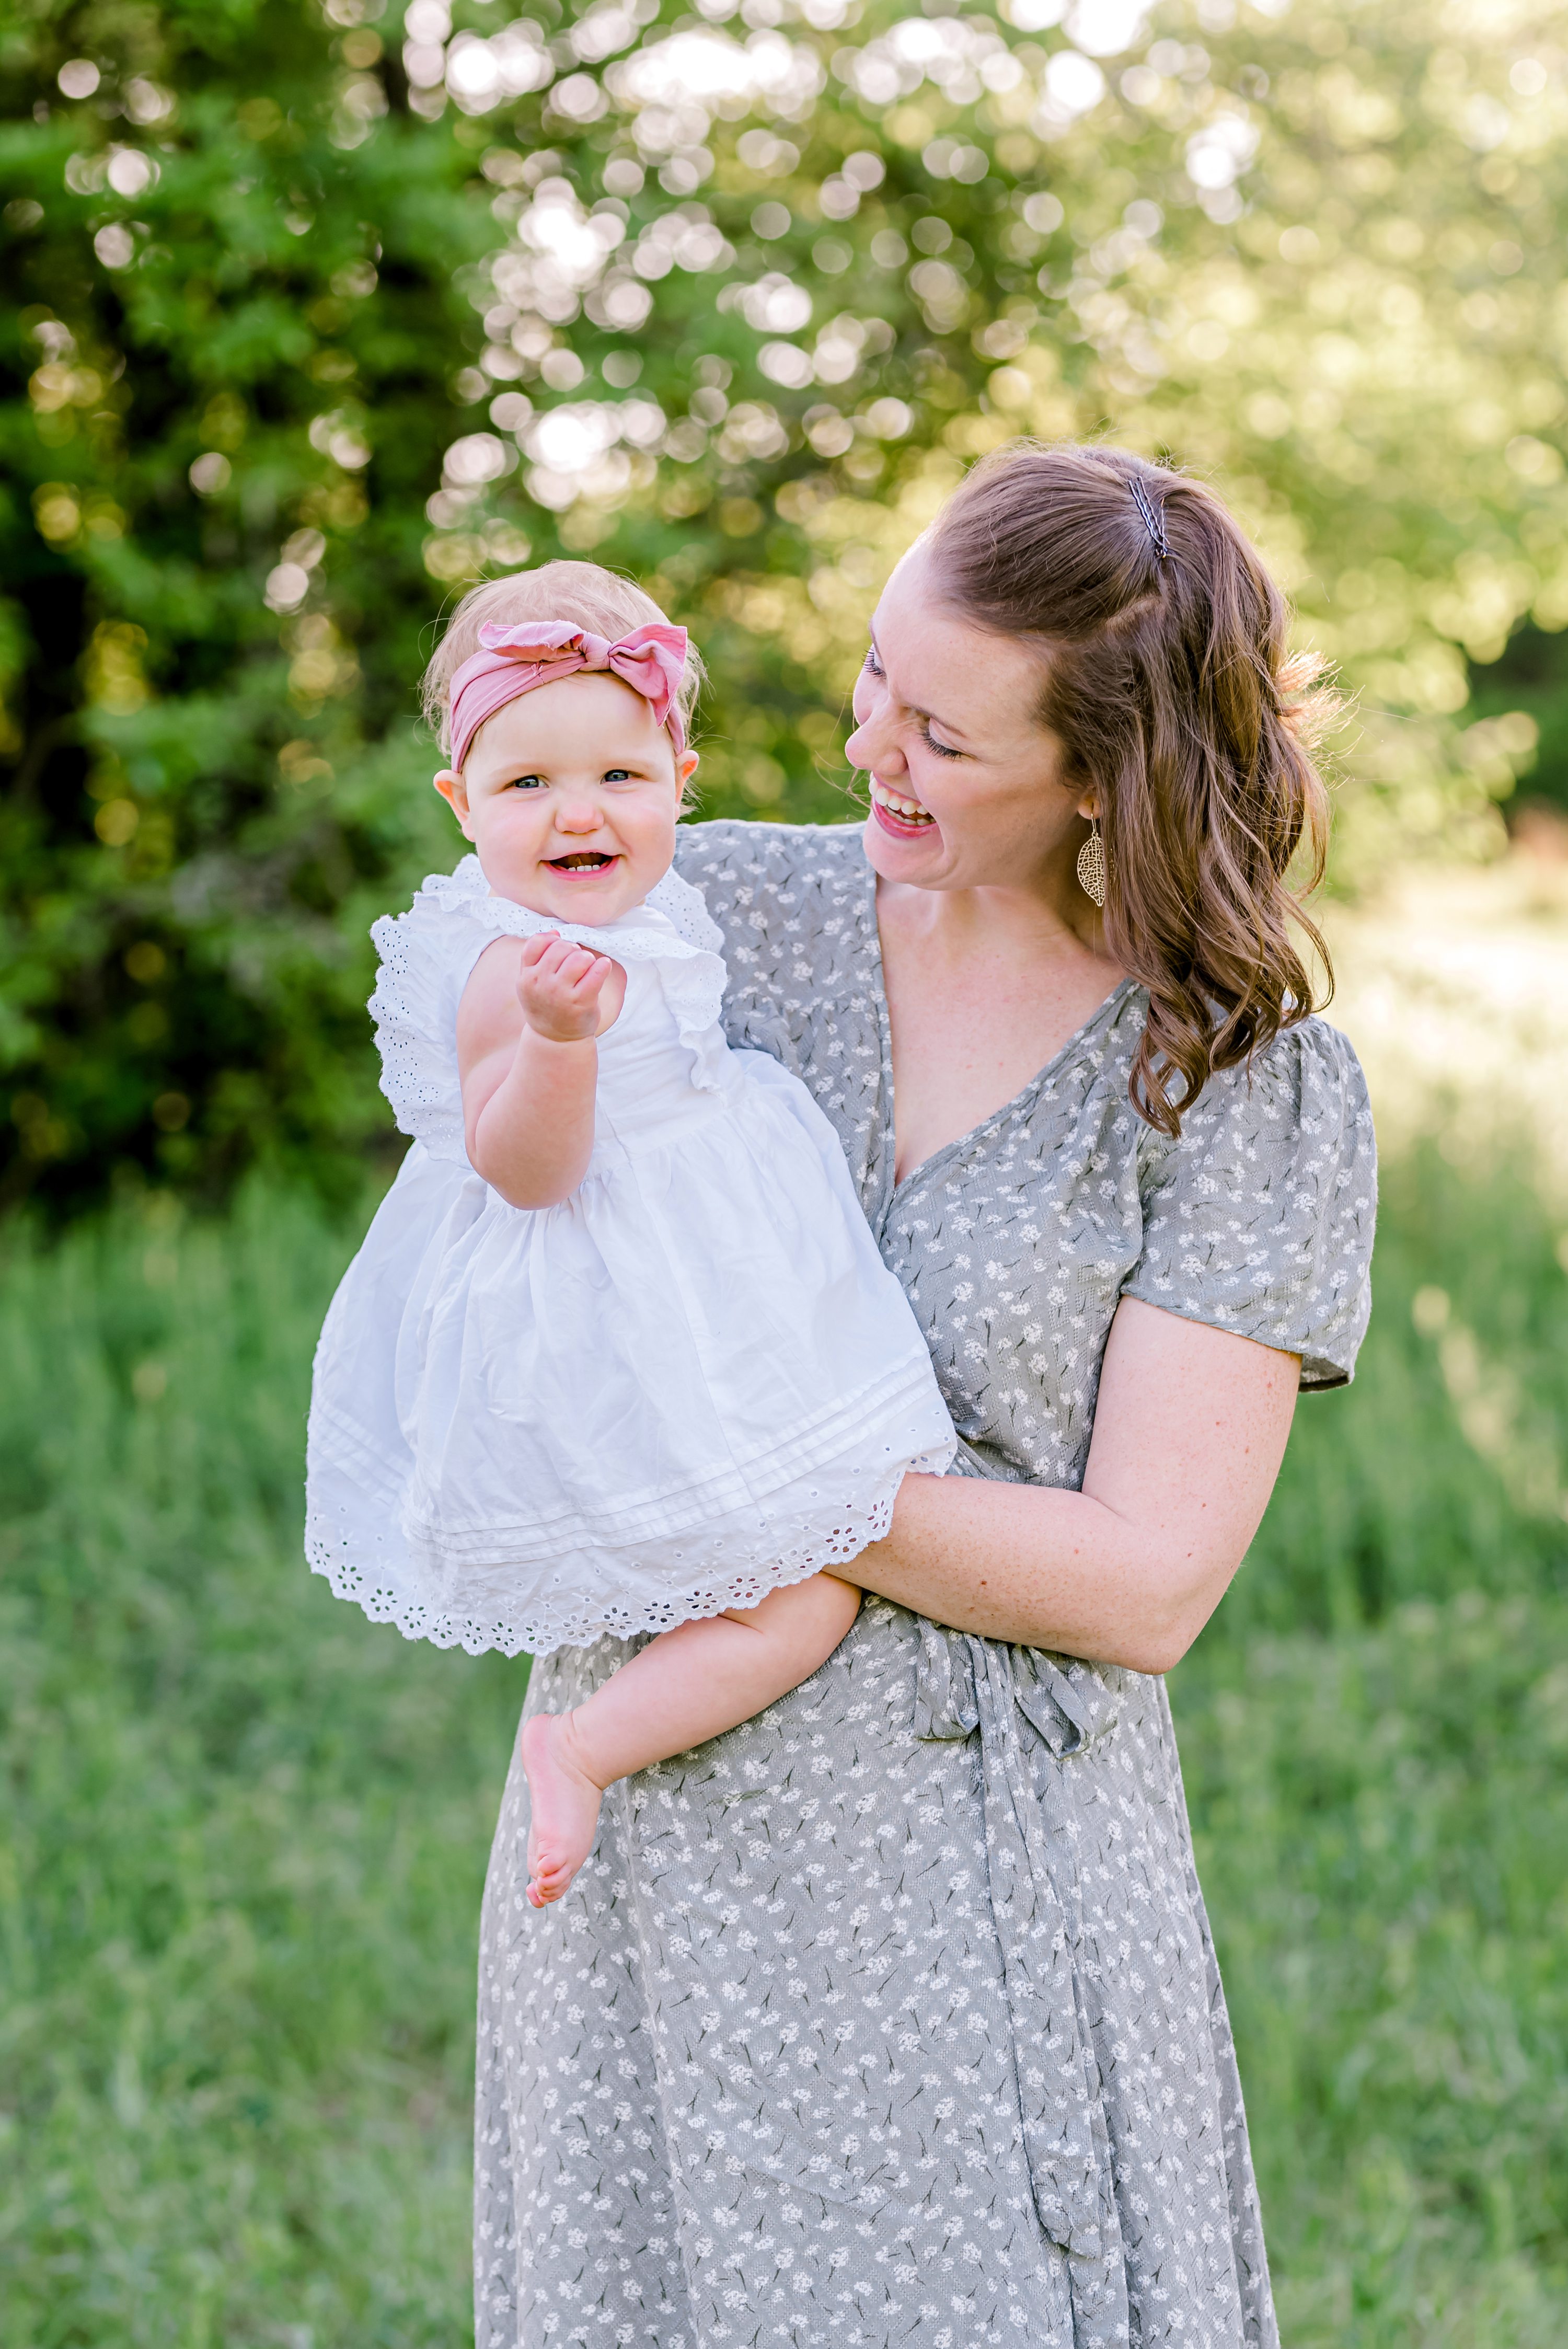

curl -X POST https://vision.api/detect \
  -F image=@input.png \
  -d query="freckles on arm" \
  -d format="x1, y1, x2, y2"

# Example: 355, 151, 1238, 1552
855, 1299, 1301, 1672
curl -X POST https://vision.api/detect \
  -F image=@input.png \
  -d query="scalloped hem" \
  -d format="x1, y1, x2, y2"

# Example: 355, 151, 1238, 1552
304, 1483, 912, 1659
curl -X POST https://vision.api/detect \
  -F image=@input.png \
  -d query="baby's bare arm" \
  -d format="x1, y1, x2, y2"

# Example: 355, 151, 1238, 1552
567, 1574, 862, 1789
457, 934, 626, 1209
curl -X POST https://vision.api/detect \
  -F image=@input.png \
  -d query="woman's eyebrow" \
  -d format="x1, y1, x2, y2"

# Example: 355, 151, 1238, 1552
868, 627, 972, 742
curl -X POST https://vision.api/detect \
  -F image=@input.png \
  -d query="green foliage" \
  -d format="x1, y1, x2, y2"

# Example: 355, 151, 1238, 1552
1469, 624, 1568, 820
4, 0, 1567, 1205
1, 0, 498, 1212
1, 1150, 1565, 2342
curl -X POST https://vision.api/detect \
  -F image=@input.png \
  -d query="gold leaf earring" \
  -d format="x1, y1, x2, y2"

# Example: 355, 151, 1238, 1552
1076, 818, 1106, 908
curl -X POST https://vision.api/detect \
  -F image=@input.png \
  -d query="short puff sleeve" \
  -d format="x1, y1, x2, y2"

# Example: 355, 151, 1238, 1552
1123, 1015, 1377, 1389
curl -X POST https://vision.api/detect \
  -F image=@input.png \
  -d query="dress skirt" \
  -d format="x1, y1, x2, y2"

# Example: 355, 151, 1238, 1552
474, 1600, 1278, 2349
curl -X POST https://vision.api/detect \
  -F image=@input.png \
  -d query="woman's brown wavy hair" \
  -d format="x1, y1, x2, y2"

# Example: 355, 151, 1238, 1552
927, 441, 1333, 1137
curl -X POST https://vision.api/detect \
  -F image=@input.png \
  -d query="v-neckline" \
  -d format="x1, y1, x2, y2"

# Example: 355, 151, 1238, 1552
859, 863, 1139, 1206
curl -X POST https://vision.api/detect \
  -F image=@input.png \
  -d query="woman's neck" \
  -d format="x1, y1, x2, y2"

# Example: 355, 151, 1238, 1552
875, 871, 1125, 1185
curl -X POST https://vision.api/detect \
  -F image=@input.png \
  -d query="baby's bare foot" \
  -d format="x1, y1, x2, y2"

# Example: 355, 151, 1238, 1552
521, 1712, 605, 1906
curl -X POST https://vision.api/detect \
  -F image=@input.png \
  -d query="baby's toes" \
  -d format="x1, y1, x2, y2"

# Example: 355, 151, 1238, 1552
527, 1839, 573, 1892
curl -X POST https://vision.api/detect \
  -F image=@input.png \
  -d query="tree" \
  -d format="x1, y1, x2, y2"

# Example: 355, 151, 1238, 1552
4, 0, 1565, 1209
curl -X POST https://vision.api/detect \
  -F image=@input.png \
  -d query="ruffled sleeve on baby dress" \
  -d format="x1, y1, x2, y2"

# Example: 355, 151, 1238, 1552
1122, 1013, 1378, 1388
367, 854, 730, 1160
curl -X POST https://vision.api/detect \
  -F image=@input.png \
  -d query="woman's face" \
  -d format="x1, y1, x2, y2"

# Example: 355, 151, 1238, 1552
846, 542, 1093, 897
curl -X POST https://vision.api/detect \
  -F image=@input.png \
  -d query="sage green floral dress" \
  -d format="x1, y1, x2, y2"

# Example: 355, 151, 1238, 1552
474, 821, 1377, 2349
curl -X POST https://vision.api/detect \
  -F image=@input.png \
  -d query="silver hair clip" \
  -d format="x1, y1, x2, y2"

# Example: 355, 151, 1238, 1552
1129, 475, 1169, 562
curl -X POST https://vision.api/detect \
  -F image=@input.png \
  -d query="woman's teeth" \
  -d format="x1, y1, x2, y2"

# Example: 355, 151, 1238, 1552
870, 782, 934, 825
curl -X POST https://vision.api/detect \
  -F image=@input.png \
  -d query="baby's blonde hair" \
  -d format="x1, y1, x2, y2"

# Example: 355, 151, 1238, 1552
421, 561, 704, 759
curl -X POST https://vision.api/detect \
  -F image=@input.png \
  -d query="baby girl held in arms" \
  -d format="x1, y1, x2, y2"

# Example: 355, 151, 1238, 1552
305, 562, 954, 1904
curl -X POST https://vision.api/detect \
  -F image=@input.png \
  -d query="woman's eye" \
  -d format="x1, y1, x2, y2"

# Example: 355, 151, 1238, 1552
863, 646, 883, 678
921, 728, 962, 761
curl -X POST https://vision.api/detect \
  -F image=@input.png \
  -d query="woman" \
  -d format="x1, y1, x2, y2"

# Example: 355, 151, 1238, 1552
474, 443, 1376, 2348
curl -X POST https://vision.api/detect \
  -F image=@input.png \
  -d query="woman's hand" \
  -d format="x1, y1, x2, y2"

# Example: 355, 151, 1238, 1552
857, 1297, 1301, 1674
517, 932, 620, 1044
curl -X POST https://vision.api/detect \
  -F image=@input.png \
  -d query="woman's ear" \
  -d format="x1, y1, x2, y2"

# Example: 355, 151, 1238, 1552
1076, 792, 1099, 824
433, 768, 474, 838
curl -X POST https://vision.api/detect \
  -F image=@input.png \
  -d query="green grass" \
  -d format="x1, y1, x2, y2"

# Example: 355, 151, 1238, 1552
0, 1192, 526, 2347
1, 1153, 1565, 2346
1180, 1145, 1568, 2346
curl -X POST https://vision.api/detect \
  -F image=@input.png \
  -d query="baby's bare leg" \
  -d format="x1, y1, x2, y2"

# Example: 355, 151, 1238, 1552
522, 1573, 861, 1905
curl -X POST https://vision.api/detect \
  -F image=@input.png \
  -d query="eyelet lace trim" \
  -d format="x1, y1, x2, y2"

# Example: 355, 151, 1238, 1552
304, 1448, 944, 1659
367, 855, 730, 1161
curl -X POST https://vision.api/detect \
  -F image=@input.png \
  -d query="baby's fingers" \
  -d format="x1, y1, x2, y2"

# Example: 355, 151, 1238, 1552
567, 950, 613, 996
518, 937, 590, 995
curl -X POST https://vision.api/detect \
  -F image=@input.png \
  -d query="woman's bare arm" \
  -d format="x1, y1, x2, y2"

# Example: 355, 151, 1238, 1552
856, 1297, 1300, 1674
458, 934, 626, 1209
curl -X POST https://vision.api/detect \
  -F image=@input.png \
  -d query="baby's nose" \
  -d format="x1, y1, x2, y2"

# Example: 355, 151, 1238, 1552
555, 798, 602, 831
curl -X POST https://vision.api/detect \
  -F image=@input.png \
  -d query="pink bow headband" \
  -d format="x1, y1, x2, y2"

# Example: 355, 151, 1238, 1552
445, 620, 690, 773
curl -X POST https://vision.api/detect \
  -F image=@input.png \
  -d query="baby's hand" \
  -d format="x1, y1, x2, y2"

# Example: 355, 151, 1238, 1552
516, 932, 619, 1043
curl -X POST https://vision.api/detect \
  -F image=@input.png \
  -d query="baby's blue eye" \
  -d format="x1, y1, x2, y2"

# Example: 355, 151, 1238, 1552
603, 768, 632, 782
510, 775, 545, 790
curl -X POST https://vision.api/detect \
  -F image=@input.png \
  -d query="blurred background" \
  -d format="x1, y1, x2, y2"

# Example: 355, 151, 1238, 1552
2, 1, 1565, 2342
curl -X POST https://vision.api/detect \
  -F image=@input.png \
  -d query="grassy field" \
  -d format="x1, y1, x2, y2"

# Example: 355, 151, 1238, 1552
2, 1143, 1566, 2346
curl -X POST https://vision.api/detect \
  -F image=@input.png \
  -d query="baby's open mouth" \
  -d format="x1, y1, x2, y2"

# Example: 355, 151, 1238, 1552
548, 852, 617, 871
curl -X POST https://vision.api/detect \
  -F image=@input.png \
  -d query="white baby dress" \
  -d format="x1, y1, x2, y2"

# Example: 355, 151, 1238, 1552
305, 854, 955, 1657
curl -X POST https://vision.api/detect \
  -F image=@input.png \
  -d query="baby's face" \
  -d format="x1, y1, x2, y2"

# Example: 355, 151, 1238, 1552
435, 672, 696, 924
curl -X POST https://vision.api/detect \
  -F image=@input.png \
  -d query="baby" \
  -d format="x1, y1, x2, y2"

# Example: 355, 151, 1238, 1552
306, 562, 953, 1904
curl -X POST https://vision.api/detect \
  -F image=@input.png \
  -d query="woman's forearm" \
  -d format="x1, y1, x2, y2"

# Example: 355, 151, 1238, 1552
857, 1300, 1302, 1674
855, 1473, 1208, 1674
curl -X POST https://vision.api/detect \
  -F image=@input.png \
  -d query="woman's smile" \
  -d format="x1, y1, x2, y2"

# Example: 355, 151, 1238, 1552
868, 777, 937, 836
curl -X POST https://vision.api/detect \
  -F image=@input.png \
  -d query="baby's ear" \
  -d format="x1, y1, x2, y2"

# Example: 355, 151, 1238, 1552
433, 768, 474, 835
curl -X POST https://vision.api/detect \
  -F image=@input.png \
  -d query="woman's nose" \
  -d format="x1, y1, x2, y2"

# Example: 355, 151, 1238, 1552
846, 709, 905, 778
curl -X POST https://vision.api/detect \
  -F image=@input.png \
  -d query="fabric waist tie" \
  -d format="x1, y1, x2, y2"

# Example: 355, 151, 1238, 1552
913, 1620, 1131, 2345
